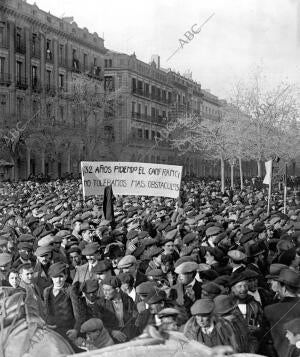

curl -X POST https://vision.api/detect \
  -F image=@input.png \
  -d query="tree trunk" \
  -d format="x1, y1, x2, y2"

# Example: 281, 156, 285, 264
257, 160, 262, 177
221, 158, 225, 193
239, 157, 244, 190
230, 164, 234, 189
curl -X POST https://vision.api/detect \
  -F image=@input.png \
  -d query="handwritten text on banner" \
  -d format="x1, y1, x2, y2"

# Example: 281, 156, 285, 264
81, 161, 182, 198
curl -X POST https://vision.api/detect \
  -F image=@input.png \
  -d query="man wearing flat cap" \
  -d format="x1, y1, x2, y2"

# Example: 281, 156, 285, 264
230, 271, 263, 353
183, 298, 233, 348
77, 318, 114, 350
227, 250, 247, 274
173, 261, 202, 313
98, 276, 138, 343
33, 245, 54, 296
73, 243, 101, 284
117, 255, 147, 287
264, 268, 300, 357
44, 262, 85, 341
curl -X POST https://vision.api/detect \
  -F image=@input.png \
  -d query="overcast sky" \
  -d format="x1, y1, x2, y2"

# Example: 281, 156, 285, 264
28, 0, 300, 99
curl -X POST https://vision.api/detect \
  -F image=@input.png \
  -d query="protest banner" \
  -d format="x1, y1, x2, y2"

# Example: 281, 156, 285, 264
81, 161, 183, 198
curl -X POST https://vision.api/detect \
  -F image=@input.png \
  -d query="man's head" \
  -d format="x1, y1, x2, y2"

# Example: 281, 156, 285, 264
19, 263, 33, 285
284, 318, 300, 347
102, 276, 121, 301
163, 241, 175, 255
68, 247, 82, 267
119, 273, 134, 295
72, 219, 82, 233
175, 262, 198, 286
146, 290, 166, 315
160, 254, 174, 274
35, 246, 53, 266
80, 318, 105, 343
191, 299, 214, 329
230, 275, 248, 301
8, 269, 20, 288
82, 279, 99, 303
117, 255, 137, 275
48, 262, 67, 290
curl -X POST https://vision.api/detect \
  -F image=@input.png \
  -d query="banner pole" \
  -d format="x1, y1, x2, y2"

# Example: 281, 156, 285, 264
283, 163, 287, 214
267, 160, 273, 216
80, 162, 86, 202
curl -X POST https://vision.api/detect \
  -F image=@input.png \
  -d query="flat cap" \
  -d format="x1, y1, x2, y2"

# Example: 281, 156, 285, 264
175, 262, 198, 275
81, 243, 100, 256
277, 268, 300, 288
117, 255, 136, 269
136, 281, 156, 296
214, 295, 237, 315
93, 260, 112, 274
227, 250, 247, 262
266, 263, 287, 279
35, 245, 53, 257
18, 234, 35, 242
102, 276, 121, 288
0, 253, 12, 266
82, 279, 99, 294
191, 299, 215, 316
157, 308, 180, 319
146, 269, 164, 279
81, 318, 104, 333
55, 230, 71, 239
206, 226, 223, 237
146, 290, 166, 304
202, 282, 222, 295
38, 234, 55, 247
48, 262, 67, 278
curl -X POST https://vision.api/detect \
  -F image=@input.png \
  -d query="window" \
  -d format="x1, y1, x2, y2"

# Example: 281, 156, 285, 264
46, 39, 52, 60
144, 105, 148, 116
137, 128, 143, 138
151, 107, 156, 118
132, 78, 136, 92
32, 33, 37, 53
16, 61, 22, 81
109, 59, 112, 67
46, 103, 52, 119
145, 129, 149, 139
162, 110, 166, 119
59, 44, 64, 64
0, 94, 6, 114
16, 32, 21, 48
104, 76, 114, 91
0, 26, 4, 46
0, 57, 4, 74
131, 102, 136, 114
94, 57, 97, 66
31, 65, 37, 86
151, 130, 155, 139
137, 103, 141, 114
59, 74, 64, 88
60, 105, 64, 121
157, 132, 161, 139
16, 97, 24, 117
104, 59, 112, 68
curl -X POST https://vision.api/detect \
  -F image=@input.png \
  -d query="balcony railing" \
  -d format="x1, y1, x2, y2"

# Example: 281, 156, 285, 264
87, 66, 104, 81
16, 76, 28, 90
132, 88, 150, 98
0, 73, 11, 86
16, 42, 26, 54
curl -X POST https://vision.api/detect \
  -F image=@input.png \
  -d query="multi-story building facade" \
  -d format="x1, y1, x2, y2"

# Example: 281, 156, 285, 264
103, 51, 207, 175
0, 0, 107, 179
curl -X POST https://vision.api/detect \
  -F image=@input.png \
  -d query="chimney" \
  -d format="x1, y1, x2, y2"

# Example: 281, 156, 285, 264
151, 55, 160, 69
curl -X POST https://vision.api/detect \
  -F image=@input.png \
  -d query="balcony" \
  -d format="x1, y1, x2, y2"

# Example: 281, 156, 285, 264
16, 42, 26, 54
87, 66, 104, 81
45, 84, 56, 97
0, 73, 11, 86
132, 88, 150, 99
16, 76, 28, 90
31, 78, 42, 93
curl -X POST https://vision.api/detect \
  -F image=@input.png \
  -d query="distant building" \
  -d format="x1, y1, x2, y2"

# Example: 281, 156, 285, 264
0, 0, 107, 179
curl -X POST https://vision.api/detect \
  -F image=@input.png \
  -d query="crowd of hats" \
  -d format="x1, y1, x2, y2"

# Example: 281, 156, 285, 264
0, 179, 299, 337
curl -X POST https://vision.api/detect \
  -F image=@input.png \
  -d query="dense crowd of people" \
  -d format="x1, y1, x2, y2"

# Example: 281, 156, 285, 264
0, 177, 299, 356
